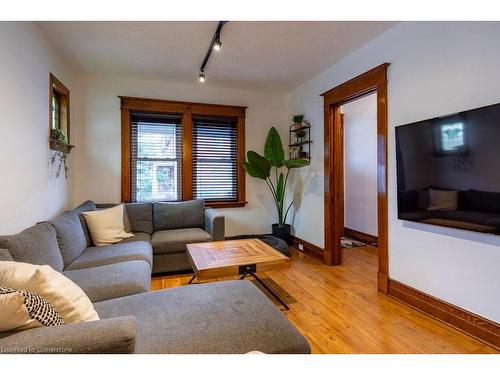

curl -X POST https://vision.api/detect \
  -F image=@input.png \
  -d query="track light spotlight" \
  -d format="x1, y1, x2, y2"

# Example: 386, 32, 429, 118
198, 70, 206, 82
213, 35, 222, 51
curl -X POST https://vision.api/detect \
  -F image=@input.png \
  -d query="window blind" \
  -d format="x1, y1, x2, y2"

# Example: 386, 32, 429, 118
130, 112, 183, 202
192, 116, 238, 202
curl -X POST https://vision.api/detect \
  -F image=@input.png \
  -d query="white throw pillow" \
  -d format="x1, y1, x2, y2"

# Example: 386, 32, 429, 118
0, 286, 65, 332
82, 204, 134, 246
0, 261, 99, 323
427, 189, 458, 211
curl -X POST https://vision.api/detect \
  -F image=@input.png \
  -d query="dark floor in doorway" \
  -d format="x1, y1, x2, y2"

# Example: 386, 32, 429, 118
341, 236, 367, 249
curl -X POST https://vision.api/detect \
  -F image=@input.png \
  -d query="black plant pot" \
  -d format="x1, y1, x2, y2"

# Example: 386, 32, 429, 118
272, 223, 292, 245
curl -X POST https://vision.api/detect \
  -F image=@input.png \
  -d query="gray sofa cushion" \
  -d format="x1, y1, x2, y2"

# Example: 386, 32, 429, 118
153, 200, 205, 231
151, 228, 211, 254
0, 316, 137, 354
0, 249, 13, 261
125, 202, 153, 234
94, 280, 311, 354
0, 223, 64, 272
74, 200, 97, 247
120, 232, 151, 243
50, 210, 88, 267
63, 260, 151, 302
65, 240, 153, 270
152, 253, 191, 274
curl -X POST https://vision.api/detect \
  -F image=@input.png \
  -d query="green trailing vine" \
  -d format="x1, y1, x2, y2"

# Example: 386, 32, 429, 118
50, 150, 69, 179
49, 128, 71, 179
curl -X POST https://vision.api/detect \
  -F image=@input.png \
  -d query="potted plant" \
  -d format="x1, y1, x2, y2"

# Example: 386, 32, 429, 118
291, 114, 305, 131
243, 127, 309, 243
292, 114, 304, 125
49, 128, 74, 179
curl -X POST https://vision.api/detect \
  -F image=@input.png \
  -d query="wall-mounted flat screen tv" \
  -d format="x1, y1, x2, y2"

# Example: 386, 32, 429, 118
396, 102, 500, 235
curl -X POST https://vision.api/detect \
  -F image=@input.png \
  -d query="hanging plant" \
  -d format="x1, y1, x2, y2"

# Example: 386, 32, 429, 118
49, 128, 73, 179
50, 150, 69, 179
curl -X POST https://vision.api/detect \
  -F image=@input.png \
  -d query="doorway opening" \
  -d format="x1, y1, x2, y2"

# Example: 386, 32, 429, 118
321, 63, 389, 293
341, 92, 379, 251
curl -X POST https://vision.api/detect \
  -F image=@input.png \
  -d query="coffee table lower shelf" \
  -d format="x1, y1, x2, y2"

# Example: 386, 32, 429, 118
187, 264, 289, 310
186, 239, 291, 311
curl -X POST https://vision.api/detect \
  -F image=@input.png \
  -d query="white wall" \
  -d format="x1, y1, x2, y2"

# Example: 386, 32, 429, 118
72, 75, 287, 236
0, 22, 75, 234
342, 93, 378, 237
286, 22, 500, 322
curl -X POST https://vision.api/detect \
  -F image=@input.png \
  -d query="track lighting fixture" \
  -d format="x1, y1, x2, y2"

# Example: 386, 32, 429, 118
198, 21, 228, 83
198, 69, 206, 83
213, 34, 222, 51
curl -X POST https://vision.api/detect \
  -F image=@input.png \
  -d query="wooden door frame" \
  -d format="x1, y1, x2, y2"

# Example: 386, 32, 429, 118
321, 63, 390, 293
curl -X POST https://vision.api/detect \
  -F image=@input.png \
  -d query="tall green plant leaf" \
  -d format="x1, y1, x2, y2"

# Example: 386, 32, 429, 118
242, 151, 271, 179
276, 172, 285, 202
264, 127, 284, 167
242, 162, 261, 179
284, 158, 310, 169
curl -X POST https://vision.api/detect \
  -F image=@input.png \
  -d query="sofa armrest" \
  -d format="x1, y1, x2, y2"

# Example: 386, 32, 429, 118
205, 208, 225, 241
0, 316, 137, 354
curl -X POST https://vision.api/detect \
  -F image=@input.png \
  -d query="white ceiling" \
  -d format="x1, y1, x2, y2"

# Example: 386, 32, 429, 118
37, 21, 396, 92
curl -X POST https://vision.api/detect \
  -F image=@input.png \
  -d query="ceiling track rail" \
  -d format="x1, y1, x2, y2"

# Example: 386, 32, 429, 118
199, 21, 228, 81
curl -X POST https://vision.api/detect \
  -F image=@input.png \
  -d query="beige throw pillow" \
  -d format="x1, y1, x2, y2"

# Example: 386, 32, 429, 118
0, 286, 65, 332
82, 204, 134, 246
427, 189, 458, 211
0, 261, 99, 323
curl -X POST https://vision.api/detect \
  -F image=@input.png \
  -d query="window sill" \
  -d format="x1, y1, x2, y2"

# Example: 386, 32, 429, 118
205, 201, 248, 209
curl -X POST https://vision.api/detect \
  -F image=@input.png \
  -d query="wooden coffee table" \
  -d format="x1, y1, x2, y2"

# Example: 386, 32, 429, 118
186, 238, 291, 309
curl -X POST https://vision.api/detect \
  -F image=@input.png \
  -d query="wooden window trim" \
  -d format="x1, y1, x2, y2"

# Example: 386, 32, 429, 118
120, 96, 247, 208
49, 73, 70, 142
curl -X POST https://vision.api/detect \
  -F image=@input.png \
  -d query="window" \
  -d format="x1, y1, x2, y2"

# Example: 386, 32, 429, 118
130, 113, 183, 202
49, 73, 70, 142
192, 116, 238, 202
432, 115, 468, 157
121, 97, 246, 207
440, 122, 464, 151
51, 92, 60, 130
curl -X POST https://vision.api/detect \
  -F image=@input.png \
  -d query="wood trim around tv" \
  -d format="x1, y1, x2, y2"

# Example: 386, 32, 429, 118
388, 279, 500, 350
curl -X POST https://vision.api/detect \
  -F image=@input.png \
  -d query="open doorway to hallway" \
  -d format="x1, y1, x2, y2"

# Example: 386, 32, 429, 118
322, 63, 389, 292
341, 93, 379, 251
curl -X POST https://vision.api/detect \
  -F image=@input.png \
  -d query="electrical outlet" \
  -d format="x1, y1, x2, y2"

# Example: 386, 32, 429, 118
298, 243, 304, 251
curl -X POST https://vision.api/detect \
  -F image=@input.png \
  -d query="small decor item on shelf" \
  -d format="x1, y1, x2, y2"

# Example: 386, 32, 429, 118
289, 145, 300, 160
49, 128, 74, 179
291, 114, 304, 129
289, 115, 312, 161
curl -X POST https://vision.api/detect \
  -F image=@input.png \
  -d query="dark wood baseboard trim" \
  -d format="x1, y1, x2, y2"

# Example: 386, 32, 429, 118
388, 279, 500, 350
291, 235, 324, 261
343, 227, 378, 247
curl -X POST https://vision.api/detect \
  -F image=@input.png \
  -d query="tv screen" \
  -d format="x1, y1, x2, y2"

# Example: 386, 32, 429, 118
396, 102, 500, 235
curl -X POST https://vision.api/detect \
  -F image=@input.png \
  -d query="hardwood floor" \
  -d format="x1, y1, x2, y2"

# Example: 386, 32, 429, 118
151, 246, 498, 354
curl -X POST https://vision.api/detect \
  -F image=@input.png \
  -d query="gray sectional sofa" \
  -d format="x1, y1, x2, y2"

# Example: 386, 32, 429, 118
98, 199, 225, 274
0, 200, 310, 354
